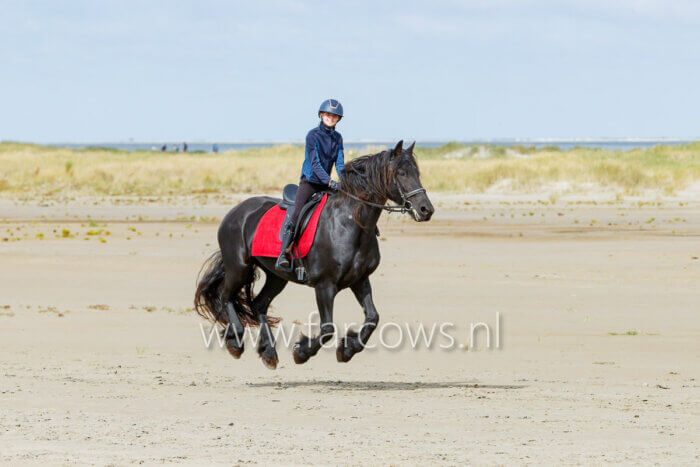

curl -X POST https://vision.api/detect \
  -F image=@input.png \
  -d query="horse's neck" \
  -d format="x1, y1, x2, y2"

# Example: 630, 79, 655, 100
359, 204, 383, 230
340, 193, 384, 232
352, 179, 389, 208
339, 173, 388, 231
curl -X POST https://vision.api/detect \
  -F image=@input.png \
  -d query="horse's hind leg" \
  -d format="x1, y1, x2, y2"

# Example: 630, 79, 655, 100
220, 271, 249, 359
337, 277, 378, 363
252, 273, 287, 369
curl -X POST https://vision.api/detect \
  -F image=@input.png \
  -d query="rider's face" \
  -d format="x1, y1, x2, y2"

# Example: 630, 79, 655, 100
320, 112, 340, 128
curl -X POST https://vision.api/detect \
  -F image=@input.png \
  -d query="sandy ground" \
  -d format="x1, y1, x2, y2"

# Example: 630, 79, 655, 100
1, 194, 699, 465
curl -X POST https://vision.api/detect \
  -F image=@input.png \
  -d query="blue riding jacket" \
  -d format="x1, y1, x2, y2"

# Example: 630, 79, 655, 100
300, 123, 344, 185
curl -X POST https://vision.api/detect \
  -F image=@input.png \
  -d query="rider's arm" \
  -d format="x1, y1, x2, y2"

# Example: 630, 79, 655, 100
307, 134, 331, 185
335, 137, 344, 181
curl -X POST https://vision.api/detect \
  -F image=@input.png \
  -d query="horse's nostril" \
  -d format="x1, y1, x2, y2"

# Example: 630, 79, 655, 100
420, 206, 428, 213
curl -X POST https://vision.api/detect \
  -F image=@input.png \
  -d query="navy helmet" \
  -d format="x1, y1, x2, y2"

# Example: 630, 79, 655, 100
318, 99, 343, 119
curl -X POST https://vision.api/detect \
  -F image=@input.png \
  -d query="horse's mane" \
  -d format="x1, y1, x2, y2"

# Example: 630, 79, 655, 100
339, 150, 394, 202
335, 148, 419, 229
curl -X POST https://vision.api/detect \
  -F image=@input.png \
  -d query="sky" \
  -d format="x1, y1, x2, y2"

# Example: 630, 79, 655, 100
1, 0, 699, 142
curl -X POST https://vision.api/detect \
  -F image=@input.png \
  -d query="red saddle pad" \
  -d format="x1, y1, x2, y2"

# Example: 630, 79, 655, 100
251, 193, 328, 258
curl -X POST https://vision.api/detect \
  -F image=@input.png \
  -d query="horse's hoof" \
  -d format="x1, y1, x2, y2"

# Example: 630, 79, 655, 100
258, 345, 278, 370
336, 342, 353, 363
260, 354, 278, 370
293, 346, 309, 365
293, 334, 312, 364
226, 340, 244, 359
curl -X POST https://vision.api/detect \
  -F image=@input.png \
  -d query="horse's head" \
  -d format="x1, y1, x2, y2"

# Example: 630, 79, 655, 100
387, 140, 434, 222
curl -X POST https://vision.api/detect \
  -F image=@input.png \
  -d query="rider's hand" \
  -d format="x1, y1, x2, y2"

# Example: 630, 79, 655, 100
329, 180, 338, 190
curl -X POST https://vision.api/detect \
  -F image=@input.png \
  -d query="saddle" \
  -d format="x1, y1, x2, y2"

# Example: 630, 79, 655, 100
277, 184, 333, 242
278, 183, 381, 240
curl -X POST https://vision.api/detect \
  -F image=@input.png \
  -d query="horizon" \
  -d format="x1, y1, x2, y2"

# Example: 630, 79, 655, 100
6, 137, 700, 145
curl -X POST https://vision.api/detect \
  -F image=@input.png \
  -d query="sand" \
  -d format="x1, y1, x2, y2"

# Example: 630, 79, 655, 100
1, 194, 698, 464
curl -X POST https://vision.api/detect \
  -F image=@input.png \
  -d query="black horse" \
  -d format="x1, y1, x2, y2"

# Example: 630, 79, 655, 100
194, 141, 434, 369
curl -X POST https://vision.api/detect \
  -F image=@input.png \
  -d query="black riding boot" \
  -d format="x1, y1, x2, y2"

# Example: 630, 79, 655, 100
275, 222, 295, 272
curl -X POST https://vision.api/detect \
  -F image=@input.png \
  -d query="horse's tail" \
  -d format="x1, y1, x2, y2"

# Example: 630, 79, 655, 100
194, 250, 228, 325
194, 250, 278, 328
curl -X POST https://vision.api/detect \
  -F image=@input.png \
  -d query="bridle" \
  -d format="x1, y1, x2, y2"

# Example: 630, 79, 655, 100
337, 179, 426, 214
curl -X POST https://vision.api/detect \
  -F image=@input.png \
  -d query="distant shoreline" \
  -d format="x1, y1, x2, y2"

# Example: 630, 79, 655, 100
34, 137, 700, 144
20, 138, 700, 153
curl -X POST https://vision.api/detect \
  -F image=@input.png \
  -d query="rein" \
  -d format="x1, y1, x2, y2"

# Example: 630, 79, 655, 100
337, 183, 426, 214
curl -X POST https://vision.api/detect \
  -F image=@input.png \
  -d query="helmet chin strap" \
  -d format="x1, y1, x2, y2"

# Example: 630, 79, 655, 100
319, 117, 339, 130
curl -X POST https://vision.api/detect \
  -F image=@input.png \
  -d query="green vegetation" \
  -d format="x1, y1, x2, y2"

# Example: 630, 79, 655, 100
0, 141, 698, 197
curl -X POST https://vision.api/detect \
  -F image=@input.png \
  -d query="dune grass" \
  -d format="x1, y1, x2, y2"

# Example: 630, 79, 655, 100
0, 141, 698, 198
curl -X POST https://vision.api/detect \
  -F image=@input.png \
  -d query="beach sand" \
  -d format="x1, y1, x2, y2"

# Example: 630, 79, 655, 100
1, 194, 698, 464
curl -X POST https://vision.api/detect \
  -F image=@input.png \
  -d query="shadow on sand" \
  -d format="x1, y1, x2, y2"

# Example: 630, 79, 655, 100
246, 380, 526, 391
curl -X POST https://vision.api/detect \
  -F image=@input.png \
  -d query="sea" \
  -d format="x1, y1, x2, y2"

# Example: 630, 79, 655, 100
46, 139, 698, 153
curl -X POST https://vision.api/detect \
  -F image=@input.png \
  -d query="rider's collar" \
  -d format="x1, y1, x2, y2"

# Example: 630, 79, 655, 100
319, 121, 335, 133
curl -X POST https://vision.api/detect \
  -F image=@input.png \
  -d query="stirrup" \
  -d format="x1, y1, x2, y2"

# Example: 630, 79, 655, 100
275, 253, 294, 272
295, 265, 308, 282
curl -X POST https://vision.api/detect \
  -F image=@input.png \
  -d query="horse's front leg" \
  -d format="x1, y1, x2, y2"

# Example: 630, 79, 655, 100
337, 277, 378, 363
293, 283, 337, 364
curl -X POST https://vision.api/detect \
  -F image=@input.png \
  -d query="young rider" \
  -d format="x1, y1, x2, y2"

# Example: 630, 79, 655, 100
275, 99, 345, 271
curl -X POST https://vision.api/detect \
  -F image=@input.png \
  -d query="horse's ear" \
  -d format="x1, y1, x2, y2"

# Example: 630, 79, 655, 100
392, 140, 403, 158
407, 141, 415, 153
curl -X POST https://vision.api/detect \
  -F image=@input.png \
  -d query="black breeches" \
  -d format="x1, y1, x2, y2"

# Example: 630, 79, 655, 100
290, 177, 326, 225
